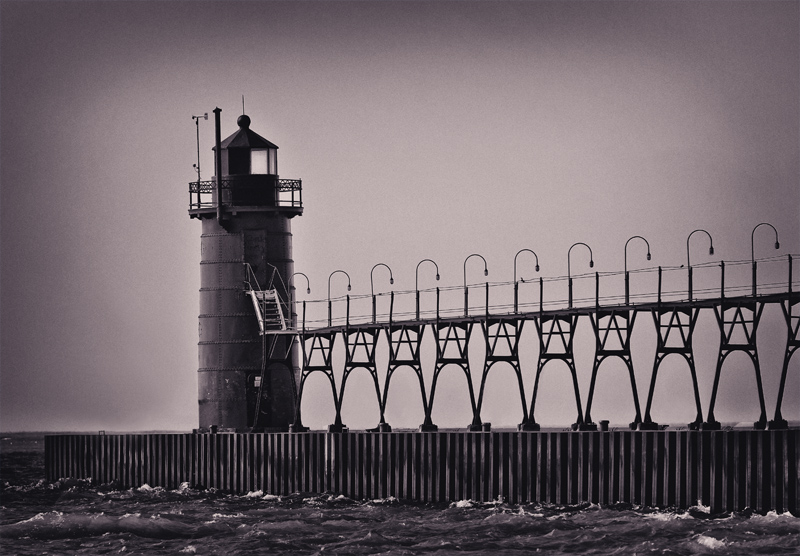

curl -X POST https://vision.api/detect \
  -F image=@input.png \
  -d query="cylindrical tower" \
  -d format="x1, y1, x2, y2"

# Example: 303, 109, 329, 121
189, 109, 303, 431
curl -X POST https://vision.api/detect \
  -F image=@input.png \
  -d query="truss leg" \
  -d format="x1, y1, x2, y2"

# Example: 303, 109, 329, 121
525, 360, 545, 431
466, 364, 483, 431
582, 357, 602, 430
412, 364, 434, 431
770, 298, 799, 430
704, 350, 726, 430
329, 368, 347, 433
624, 357, 643, 429
511, 362, 533, 430
749, 351, 768, 430
568, 359, 585, 429
770, 345, 797, 429
371, 367, 388, 432
421, 365, 443, 431
473, 363, 491, 431
379, 368, 393, 428
289, 373, 310, 433
642, 352, 663, 427
686, 354, 704, 430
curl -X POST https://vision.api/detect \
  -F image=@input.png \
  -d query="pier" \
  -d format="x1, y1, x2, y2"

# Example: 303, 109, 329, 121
46, 430, 797, 513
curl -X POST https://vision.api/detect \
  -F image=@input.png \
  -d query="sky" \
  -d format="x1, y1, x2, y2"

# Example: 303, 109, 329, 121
1, 0, 798, 432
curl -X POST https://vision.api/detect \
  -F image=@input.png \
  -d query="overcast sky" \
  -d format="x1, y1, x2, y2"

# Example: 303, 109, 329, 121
1, 1, 798, 432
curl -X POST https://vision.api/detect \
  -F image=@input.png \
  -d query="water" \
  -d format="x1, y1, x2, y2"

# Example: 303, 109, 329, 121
2, 434, 798, 555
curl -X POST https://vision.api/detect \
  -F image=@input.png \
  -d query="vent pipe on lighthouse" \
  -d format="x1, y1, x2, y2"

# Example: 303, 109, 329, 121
213, 107, 224, 225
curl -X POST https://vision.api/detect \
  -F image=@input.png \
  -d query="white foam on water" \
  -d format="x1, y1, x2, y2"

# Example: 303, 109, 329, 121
369, 496, 398, 504
689, 500, 711, 514
644, 509, 696, 521
696, 534, 726, 549
751, 510, 799, 523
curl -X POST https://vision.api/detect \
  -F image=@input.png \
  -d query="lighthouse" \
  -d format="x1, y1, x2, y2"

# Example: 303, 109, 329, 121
189, 109, 302, 431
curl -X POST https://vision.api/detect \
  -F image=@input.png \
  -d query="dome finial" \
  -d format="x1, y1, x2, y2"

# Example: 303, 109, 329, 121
237, 114, 251, 129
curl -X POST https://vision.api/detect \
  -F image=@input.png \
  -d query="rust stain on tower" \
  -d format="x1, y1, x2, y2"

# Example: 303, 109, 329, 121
188, 109, 303, 431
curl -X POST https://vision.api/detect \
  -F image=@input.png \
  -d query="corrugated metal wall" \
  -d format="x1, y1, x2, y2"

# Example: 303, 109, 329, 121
45, 430, 798, 513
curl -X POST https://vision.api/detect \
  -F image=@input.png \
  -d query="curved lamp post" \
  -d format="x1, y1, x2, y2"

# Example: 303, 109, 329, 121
289, 272, 311, 329
415, 259, 440, 320
686, 229, 714, 301
513, 249, 540, 313
463, 254, 488, 316
370, 263, 394, 323
327, 270, 351, 327
751, 223, 780, 296
567, 242, 594, 308
290, 272, 311, 295
624, 236, 651, 305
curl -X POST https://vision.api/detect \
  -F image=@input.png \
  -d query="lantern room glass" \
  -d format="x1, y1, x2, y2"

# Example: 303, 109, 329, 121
251, 148, 277, 175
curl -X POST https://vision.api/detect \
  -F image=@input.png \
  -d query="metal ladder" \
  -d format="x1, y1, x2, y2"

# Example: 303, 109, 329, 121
248, 289, 288, 334
244, 263, 298, 430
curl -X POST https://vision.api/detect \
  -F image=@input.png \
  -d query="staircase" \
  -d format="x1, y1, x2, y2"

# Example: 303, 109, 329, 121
248, 289, 289, 334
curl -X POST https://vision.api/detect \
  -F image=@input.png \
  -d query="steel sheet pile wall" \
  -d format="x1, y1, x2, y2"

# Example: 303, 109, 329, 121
46, 431, 798, 513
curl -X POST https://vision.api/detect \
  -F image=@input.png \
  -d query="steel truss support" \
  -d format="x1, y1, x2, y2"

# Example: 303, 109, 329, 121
426, 322, 480, 431
642, 307, 704, 430
382, 324, 428, 432
292, 332, 337, 432
583, 309, 642, 430
474, 318, 530, 431
769, 293, 800, 429
336, 328, 383, 432
529, 314, 584, 430
705, 300, 768, 430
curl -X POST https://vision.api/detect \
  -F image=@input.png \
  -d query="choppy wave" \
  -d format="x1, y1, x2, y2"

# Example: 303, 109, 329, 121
2, 451, 798, 555
4, 480, 797, 555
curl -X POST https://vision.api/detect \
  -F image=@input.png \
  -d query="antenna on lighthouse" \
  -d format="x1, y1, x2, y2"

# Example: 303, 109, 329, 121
242, 95, 245, 115
191, 112, 208, 181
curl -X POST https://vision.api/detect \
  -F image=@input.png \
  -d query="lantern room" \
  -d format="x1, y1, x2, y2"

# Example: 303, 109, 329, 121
217, 115, 278, 176
189, 112, 302, 216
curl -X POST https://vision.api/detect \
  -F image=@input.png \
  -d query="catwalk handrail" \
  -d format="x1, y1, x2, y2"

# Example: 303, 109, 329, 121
292, 254, 798, 331
189, 177, 302, 209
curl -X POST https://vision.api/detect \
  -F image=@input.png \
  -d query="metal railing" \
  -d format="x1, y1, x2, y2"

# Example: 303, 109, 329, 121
189, 177, 302, 210
294, 254, 799, 331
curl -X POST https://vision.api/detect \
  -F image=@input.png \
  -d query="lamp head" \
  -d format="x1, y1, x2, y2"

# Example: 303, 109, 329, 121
589, 260, 594, 268
535, 264, 540, 272
306, 288, 311, 295
347, 284, 351, 292
775, 241, 780, 250
436, 274, 440, 281
646, 253, 652, 261
483, 269, 488, 277
709, 246, 714, 256
389, 277, 394, 285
